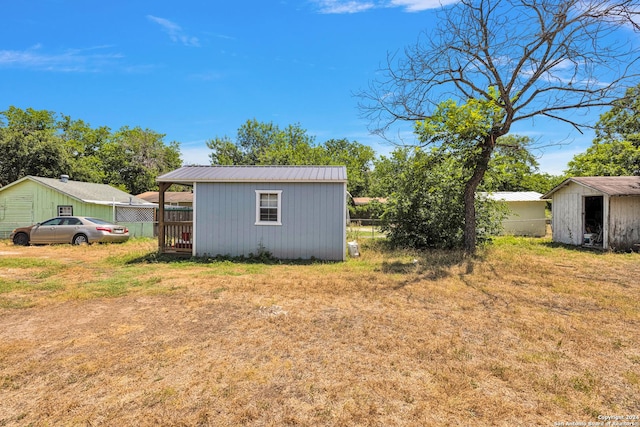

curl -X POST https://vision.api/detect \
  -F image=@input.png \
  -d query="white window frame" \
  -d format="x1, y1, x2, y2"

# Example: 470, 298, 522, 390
58, 205, 73, 216
255, 190, 282, 226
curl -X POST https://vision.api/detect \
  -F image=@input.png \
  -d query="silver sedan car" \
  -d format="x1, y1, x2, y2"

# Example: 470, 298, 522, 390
10, 216, 130, 246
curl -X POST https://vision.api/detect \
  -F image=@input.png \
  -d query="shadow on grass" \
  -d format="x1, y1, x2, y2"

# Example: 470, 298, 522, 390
374, 239, 484, 287
124, 251, 340, 266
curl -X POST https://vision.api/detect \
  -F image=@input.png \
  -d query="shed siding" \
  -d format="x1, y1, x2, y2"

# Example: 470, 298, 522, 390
501, 201, 547, 237
194, 182, 345, 260
551, 193, 580, 245
551, 181, 602, 246
609, 196, 640, 250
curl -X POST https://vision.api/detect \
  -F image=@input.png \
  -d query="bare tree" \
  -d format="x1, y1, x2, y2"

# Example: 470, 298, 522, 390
359, 0, 640, 252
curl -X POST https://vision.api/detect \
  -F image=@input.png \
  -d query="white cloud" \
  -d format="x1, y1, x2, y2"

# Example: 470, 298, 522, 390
312, 0, 456, 14
0, 45, 123, 72
537, 148, 583, 175
315, 0, 375, 14
147, 15, 200, 47
389, 0, 458, 12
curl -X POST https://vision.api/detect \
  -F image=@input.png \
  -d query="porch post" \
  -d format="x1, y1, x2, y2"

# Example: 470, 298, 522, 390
603, 194, 610, 250
158, 182, 171, 253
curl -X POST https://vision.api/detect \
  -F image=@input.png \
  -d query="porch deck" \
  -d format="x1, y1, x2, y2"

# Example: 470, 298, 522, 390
161, 221, 193, 254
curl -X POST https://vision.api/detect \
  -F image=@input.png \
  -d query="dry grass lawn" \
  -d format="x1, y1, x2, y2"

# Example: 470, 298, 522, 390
0, 237, 638, 426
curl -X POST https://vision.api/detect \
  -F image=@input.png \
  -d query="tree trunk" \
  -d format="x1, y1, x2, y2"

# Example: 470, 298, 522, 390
462, 136, 496, 253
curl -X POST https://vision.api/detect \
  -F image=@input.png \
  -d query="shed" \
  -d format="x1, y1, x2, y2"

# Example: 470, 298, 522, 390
484, 191, 549, 237
0, 175, 156, 238
156, 165, 348, 260
542, 176, 640, 250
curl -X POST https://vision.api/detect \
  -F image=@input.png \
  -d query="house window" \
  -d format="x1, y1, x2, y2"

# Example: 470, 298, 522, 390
255, 190, 282, 225
58, 205, 73, 216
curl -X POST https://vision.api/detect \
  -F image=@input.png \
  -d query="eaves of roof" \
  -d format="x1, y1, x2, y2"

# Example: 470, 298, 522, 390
157, 165, 348, 183
542, 176, 640, 199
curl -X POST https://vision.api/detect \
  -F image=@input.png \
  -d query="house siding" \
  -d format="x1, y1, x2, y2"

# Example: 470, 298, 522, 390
194, 182, 345, 260
0, 179, 153, 238
501, 201, 547, 237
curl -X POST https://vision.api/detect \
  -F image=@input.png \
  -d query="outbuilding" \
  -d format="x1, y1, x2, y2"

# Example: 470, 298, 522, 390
483, 191, 549, 237
156, 165, 348, 260
542, 176, 640, 250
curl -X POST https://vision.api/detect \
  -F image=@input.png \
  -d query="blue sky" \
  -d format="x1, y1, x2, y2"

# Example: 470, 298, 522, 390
0, 0, 615, 175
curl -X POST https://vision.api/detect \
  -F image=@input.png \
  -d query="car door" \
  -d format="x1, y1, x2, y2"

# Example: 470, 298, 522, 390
30, 218, 62, 244
56, 217, 82, 243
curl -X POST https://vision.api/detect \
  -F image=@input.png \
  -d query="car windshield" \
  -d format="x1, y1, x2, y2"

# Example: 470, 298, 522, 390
84, 218, 114, 225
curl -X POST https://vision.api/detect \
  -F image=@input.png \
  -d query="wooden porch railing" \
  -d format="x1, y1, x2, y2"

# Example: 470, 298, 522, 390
161, 222, 193, 253
158, 183, 193, 254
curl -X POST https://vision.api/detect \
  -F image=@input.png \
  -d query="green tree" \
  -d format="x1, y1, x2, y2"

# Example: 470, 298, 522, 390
566, 85, 640, 176
259, 123, 323, 165
58, 115, 111, 183
482, 135, 562, 194
207, 119, 375, 196
206, 137, 247, 165
319, 139, 375, 196
0, 107, 70, 186
369, 148, 412, 198
372, 137, 562, 198
482, 136, 539, 191
100, 126, 182, 194
566, 140, 640, 176
207, 120, 319, 165
0, 107, 183, 193
376, 146, 504, 249
595, 84, 640, 148
360, 0, 640, 252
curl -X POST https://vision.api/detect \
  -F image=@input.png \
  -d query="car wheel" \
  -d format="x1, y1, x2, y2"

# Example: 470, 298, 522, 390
13, 232, 30, 246
73, 234, 89, 245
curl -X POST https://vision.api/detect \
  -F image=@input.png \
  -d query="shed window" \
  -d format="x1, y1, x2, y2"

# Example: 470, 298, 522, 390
58, 205, 73, 216
255, 191, 282, 225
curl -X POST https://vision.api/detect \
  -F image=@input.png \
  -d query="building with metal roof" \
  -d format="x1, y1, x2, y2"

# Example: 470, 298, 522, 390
157, 165, 347, 184
156, 166, 348, 260
481, 191, 549, 237
483, 191, 549, 203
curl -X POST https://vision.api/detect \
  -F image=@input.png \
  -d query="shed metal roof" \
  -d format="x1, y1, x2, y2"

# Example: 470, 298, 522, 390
157, 165, 347, 183
542, 176, 640, 198
484, 191, 548, 202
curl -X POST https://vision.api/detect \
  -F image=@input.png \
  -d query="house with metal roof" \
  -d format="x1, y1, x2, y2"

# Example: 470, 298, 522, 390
0, 175, 156, 238
156, 165, 348, 260
542, 176, 640, 250
483, 191, 549, 237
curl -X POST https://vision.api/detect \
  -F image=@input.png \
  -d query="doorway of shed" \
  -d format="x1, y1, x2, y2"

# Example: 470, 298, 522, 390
584, 196, 603, 245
